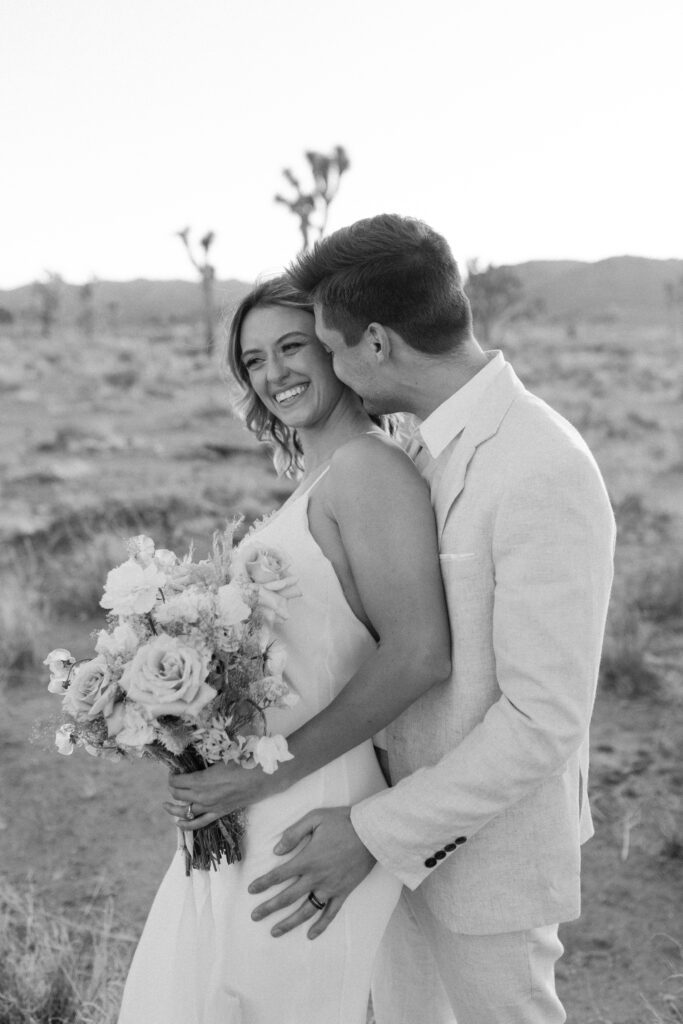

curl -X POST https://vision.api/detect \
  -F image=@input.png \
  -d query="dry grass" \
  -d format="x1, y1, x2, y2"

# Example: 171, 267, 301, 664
636, 559, 683, 625
599, 602, 662, 699
0, 881, 134, 1024
0, 561, 49, 687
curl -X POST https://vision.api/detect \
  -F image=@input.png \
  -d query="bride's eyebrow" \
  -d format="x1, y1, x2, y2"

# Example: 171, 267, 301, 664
242, 331, 311, 357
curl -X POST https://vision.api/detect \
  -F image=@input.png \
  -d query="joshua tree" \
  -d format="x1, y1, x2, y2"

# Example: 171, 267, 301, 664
275, 145, 350, 253
465, 260, 525, 344
33, 271, 62, 338
77, 279, 96, 339
106, 300, 120, 335
664, 277, 683, 343
177, 227, 217, 354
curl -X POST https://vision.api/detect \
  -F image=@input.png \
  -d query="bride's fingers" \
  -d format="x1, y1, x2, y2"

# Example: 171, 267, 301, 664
168, 778, 192, 801
175, 811, 218, 830
307, 896, 343, 940
161, 801, 218, 830
162, 798, 198, 817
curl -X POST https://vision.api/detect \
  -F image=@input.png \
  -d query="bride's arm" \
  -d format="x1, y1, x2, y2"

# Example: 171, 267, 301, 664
166, 436, 451, 821
279, 436, 451, 782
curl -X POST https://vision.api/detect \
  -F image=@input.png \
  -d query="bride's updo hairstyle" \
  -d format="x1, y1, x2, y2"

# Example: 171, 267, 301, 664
225, 275, 396, 477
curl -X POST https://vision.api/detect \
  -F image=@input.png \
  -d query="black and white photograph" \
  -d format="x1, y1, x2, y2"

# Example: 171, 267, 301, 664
1, 1, 682, 1022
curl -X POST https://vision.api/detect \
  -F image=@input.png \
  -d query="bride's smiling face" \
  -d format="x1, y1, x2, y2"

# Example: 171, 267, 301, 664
239, 305, 347, 429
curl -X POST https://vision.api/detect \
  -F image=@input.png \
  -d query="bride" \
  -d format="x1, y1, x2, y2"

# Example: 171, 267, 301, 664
117, 276, 451, 1024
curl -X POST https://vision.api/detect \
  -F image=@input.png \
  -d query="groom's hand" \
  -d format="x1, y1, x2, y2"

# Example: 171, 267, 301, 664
248, 806, 376, 939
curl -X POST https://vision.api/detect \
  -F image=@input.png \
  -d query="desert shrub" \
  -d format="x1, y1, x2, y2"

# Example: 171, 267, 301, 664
103, 369, 137, 389
5, 499, 229, 626
41, 531, 130, 620
599, 603, 661, 699
5, 497, 205, 563
636, 559, 683, 624
640, 940, 683, 1023
0, 881, 132, 1024
0, 562, 48, 686
613, 493, 671, 544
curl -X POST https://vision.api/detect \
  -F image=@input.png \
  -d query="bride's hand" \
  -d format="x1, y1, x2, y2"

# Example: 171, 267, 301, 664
163, 761, 285, 830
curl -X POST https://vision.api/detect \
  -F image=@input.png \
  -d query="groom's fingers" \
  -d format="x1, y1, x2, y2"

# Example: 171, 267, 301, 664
251, 878, 309, 921
307, 896, 343, 940
269, 893, 325, 938
273, 810, 321, 855
249, 838, 315, 896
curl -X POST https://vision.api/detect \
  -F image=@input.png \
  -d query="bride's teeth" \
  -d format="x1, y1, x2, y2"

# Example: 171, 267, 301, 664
276, 384, 307, 403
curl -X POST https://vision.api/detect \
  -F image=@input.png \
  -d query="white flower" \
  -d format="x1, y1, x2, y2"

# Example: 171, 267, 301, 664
106, 702, 155, 748
250, 734, 293, 775
100, 559, 167, 616
119, 634, 215, 719
44, 647, 74, 666
235, 545, 301, 627
44, 649, 75, 693
237, 545, 289, 584
216, 582, 251, 630
191, 715, 246, 765
154, 548, 178, 571
262, 676, 299, 709
264, 639, 287, 678
154, 586, 211, 627
126, 535, 156, 566
95, 621, 139, 662
55, 724, 76, 755
62, 655, 117, 721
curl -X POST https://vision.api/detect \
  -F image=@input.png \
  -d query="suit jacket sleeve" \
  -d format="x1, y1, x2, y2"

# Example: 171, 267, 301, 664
350, 447, 616, 890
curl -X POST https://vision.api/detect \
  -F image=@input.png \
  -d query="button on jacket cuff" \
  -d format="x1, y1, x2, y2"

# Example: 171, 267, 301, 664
350, 796, 435, 890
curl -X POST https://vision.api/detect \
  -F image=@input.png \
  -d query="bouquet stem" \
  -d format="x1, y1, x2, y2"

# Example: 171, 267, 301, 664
144, 742, 245, 873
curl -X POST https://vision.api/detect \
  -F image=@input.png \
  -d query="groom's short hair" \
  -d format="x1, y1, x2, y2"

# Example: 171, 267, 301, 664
287, 214, 472, 354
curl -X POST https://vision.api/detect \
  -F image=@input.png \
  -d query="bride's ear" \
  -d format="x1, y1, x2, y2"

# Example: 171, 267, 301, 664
365, 322, 392, 363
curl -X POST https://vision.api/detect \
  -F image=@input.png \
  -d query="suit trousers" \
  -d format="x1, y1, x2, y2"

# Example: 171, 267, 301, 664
371, 888, 566, 1024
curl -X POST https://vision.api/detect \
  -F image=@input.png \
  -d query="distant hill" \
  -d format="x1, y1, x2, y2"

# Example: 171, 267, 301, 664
1, 257, 682, 328
0, 278, 251, 327
509, 256, 683, 324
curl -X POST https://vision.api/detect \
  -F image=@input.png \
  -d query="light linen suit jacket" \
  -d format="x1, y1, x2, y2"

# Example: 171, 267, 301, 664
351, 359, 616, 935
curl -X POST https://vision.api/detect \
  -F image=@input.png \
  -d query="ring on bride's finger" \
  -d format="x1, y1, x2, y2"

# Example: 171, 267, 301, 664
185, 802, 194, 820
307, 891, 326, 911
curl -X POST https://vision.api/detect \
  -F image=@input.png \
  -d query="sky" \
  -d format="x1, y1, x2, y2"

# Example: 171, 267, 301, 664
2, 0, 682, 288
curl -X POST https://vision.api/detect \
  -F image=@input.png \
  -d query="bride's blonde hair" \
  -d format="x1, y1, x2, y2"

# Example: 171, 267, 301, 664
224, 275, 396, 477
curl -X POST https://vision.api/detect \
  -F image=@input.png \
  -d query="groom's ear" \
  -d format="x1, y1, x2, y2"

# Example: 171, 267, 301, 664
364, 322, 392, 363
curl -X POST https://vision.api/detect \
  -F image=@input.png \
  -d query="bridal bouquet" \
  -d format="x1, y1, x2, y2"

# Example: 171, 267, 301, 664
44, 525, 301, 874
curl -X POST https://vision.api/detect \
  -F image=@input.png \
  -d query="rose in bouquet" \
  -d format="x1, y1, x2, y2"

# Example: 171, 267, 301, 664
44, 524, 301, 874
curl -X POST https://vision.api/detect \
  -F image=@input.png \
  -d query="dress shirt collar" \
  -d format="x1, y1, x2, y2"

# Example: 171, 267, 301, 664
417, 351, 506, 459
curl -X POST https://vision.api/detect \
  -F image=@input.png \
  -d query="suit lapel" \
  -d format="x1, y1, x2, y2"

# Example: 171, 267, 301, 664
433, 364, 525, 540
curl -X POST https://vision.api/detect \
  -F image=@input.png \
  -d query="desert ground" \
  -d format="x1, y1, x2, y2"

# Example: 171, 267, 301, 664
1, 313, 681, 1023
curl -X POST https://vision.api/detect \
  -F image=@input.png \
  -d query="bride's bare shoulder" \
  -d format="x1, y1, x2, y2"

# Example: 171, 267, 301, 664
327, 431, 426, 499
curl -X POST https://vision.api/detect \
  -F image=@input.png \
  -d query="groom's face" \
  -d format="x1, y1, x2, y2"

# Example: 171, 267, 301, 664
314, 304, 380, 411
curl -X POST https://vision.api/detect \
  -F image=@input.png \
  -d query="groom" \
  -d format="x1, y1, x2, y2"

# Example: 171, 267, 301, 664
248, 214, 616, 1023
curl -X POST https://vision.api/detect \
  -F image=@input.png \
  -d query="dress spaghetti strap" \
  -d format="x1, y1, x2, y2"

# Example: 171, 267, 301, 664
297, 464, 331, 501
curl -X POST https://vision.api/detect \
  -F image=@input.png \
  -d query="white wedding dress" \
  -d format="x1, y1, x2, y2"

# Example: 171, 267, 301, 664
118, 469, 402, 1024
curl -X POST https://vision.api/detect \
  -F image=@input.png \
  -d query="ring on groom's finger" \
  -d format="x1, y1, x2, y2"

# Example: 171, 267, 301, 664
307, 891, 326, 911
186, 802, 194, 820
